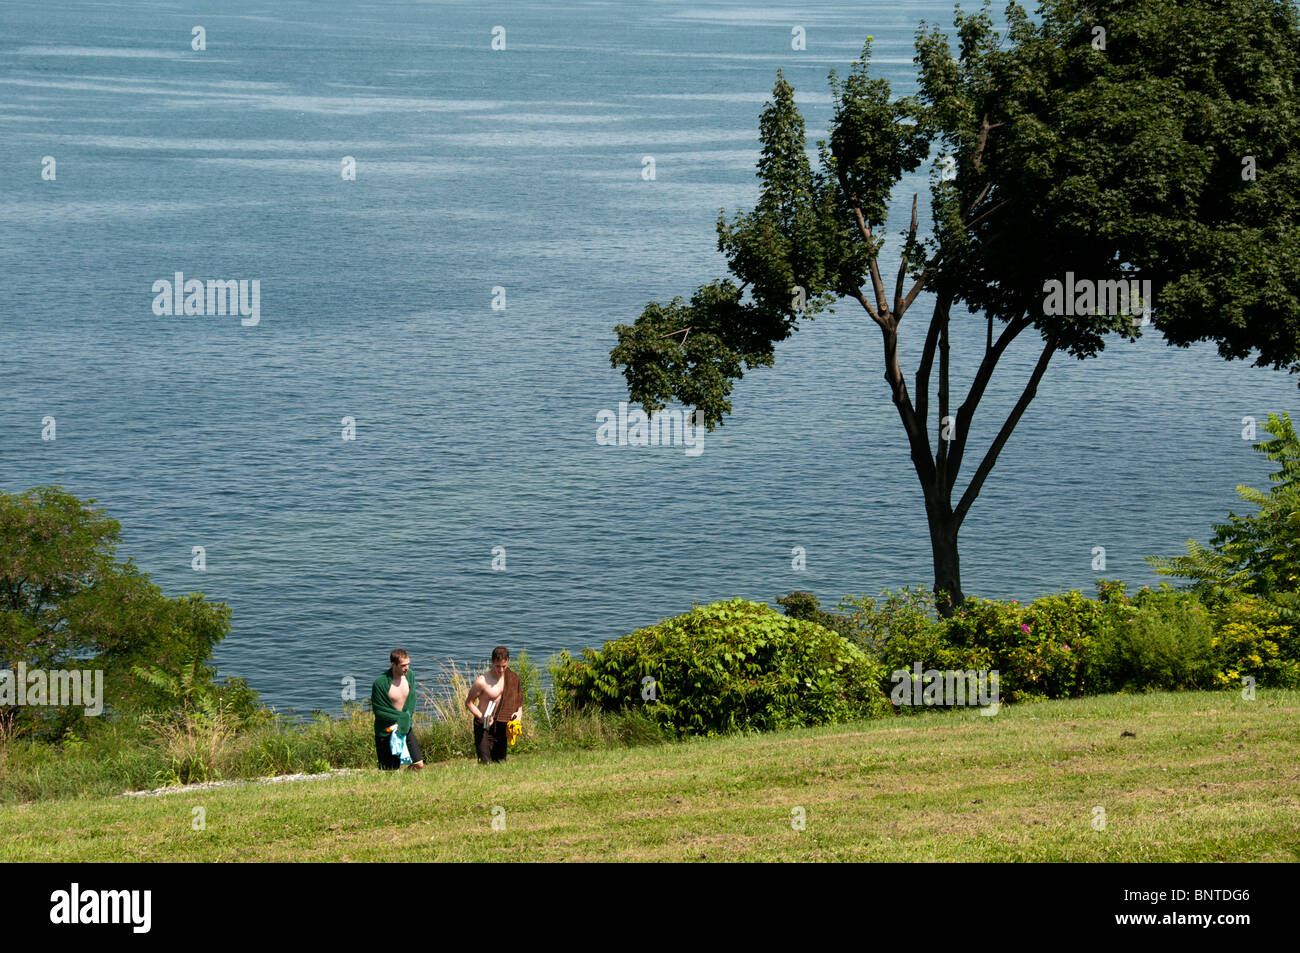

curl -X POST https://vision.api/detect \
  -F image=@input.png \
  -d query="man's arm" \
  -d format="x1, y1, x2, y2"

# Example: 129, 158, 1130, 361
465, 677, 485, 720
372, 676, 402, 734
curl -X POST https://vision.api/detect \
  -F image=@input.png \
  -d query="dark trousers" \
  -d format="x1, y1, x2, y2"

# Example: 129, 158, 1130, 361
376, 729, 423, 770
474, 718, 507, 763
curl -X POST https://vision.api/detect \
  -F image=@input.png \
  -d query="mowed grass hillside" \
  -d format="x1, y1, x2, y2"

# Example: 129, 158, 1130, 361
2, 690, 1297, 862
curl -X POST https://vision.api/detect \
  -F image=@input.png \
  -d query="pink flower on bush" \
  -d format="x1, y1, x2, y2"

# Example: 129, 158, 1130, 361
1020, 623, 1030, 633
1063, 643, 1071, 651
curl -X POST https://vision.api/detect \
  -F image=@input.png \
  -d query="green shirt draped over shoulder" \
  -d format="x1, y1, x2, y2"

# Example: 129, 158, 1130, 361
371, 669, 416, 739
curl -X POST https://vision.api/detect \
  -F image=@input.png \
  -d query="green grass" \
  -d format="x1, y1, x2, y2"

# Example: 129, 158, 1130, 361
2, 689, 1297, 861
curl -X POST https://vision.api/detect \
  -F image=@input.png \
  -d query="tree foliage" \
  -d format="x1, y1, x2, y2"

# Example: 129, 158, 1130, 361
0, 486, 250, 737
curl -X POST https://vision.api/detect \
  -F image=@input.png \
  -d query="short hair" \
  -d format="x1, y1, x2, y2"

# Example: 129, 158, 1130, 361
491, 646, 510, 663
390, 648, 410, 665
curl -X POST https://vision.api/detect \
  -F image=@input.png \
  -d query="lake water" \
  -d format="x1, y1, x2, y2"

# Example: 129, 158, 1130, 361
2, 0, 1295, 713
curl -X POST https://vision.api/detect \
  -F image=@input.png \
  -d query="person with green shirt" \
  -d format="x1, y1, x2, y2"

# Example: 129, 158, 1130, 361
372, 648, 424, 770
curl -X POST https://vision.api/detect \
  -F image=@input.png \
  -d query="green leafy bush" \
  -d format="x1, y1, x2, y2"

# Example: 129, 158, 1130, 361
1092, 587, 1217, 692
774, 590, 821, 619
551, 598, 889, 736
837, 586, 944, 656
775, 590, 855, 640
940, 597, 1029, 701
837, 588, 992, 704
1017, 591, 1106, 698
1211, 595, 1300, 688
1095, 578, 1130, 605
935, 591, 1104, 702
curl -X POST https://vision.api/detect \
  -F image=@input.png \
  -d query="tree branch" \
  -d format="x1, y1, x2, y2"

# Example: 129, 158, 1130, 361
971, 114, 1005, 176
947, 315, 1031, 492
966, 198, 1009, 232
893, 194, 920, 317
853, 290, 886, 328
954, 332, 1058, 524
880, 323, 937, 490
936, 309, 952, 488
837, 165, 890, 317
899, 271, 929, 313
861, 218, 889, 316
915, 292, 950, 428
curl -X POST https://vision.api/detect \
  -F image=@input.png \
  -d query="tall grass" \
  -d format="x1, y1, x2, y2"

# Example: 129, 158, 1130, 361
415, 659, 477, 762
142, 705, 240, 785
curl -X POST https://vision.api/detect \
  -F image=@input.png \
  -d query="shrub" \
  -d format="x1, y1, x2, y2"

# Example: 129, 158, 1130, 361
841, 589, 993, 704
1211, 595, 1300, 689
1018, 591, 1106, 698
941, 597, 1036, 701
837, 586, 943, 656
937, 591, 1105, 702
551, 598, 889, 736
1092, 587, 1217, 692
1095, 578, 1130, 605
775, 591, 855, 640
139, 703, 240, 785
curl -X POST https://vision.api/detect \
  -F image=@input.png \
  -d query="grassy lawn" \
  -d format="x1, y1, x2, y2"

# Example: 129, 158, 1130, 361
2, 689, 1297, 861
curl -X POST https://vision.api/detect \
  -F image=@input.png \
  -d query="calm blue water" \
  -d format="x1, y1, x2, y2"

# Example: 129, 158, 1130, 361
2, 0, 1296, 713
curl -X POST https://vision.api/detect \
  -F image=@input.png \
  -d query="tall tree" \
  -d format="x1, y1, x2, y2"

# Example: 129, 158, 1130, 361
611, 0, 1300, 614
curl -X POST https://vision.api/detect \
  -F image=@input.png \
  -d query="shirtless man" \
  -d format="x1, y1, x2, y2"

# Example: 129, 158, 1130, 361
372, 649, 424, 770
465, 646, 522, 764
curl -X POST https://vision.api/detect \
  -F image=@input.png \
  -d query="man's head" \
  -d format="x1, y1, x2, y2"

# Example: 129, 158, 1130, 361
390, 648, 410, 677
491, 645, 509, 677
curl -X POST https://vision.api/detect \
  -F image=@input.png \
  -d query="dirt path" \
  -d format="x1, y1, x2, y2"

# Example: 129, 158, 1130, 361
120, 768, 365, 798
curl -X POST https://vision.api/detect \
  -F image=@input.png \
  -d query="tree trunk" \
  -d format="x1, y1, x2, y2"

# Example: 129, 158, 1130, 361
928, 513, 964, 617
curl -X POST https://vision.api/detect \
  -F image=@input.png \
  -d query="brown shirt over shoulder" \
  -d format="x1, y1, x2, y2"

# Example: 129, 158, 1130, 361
495, 669, 523, 724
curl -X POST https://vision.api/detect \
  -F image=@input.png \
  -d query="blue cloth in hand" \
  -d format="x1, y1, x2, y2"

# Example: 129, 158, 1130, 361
389, 728, 412, 765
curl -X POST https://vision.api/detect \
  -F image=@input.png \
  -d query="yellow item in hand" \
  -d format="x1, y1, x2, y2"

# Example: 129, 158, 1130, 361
506, 719, 522, 745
